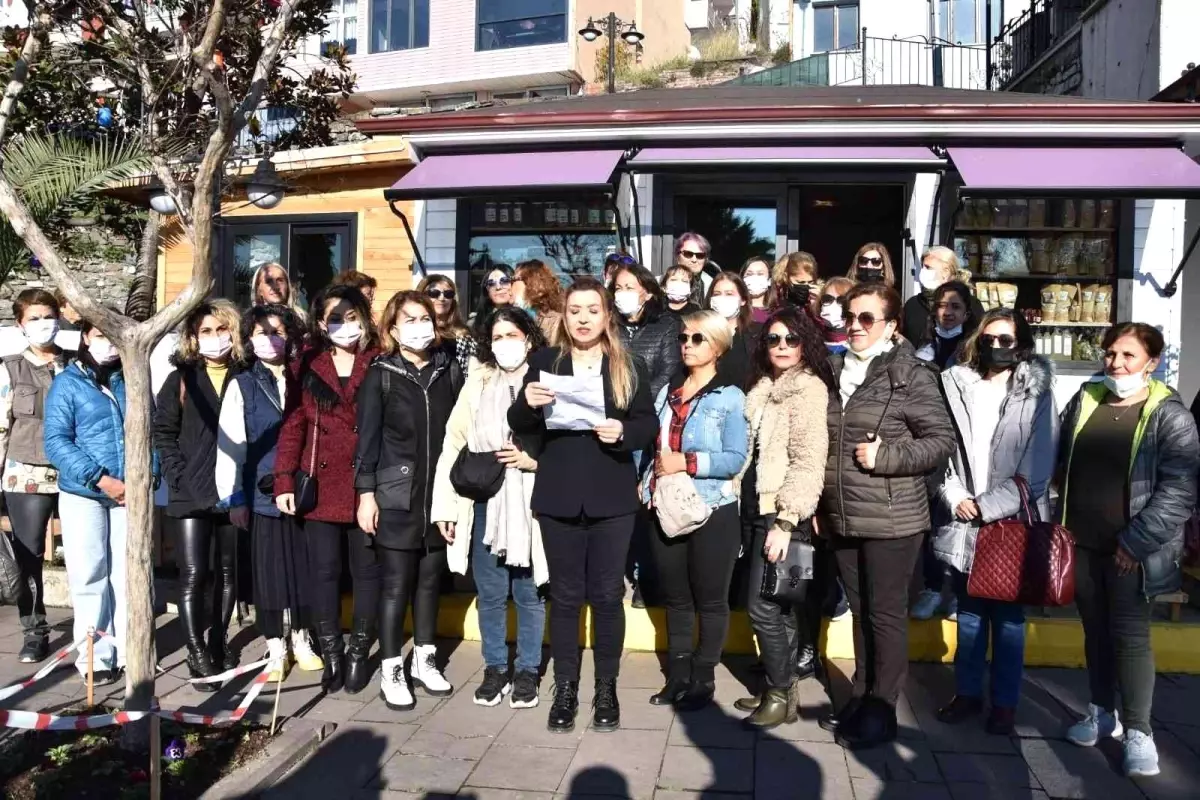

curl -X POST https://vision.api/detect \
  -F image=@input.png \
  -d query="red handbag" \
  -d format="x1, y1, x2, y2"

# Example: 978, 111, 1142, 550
967, 476, 1076, 606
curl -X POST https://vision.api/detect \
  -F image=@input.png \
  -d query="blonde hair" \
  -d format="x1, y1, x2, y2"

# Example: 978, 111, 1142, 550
682, 309, 733, 358
922, 246, 961, 285
823, 276, 856, 298
176, 299, 245, 364
554, 277, 637, 410
773, 252, 818, 285
251, 262, 307, 320
378, 291, 443, 356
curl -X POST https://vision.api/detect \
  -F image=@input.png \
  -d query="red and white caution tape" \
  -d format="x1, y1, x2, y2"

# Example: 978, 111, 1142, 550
186, 657, 272, 685
0, 707, 151, 731
163, 661, 275, 726
0, 636, 89, 704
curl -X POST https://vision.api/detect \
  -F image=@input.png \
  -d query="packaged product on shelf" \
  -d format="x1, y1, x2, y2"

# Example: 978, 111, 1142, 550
966, 237, 982, 272
1098, 200, 1115, 228
485, 202, 498, 223
1054, 237, 1080, 276
1062, 199, 1078, 228
1052, 328, 1065, 357
993, 200, 1010, 228
1040, 285, 1058, 321
1069, 299, 1082, 323
1053, 285, 1076, 323
1093, 285, 1113, 324
956, 201, 974, 228
994, 238, 1028, 274
1029, 199, 1048, 228
975, 198, 994, 228
1062, 330, 1076, 358
1079, 200, 1097, 229
1030, 239, 1050, 274
1080, 284, 1098, 322
1009, 199, 1030, 228
997, 283, 1018, 309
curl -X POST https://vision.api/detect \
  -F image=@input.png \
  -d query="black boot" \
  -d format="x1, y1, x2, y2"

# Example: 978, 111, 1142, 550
316, 620, 345, 693
674, 681, 715, 712
649, 655, 691, 706
186, 646, 220, 694
547, 681, 580, 733
836, 697, 897, 750
208, 626, 238, 672
593, 677, 620, 732
745, 685, 797, 729
819, 696, 863, 733
795, 643, 820, 682
343, 618, 376, 695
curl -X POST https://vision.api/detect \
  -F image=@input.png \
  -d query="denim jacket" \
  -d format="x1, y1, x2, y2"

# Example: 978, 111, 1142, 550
640, 372, 749, 510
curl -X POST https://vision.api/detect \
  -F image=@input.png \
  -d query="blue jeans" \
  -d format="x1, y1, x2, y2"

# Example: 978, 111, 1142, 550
472, 503, 545, 674
953, 571, 1026, 708
59, 492, 128, 674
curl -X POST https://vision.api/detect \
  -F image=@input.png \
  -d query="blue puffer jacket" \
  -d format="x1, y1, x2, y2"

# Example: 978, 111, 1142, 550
44, 361, 128, 501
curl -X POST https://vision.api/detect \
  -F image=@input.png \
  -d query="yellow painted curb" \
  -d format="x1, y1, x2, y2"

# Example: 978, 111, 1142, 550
343, 595, 1200, 674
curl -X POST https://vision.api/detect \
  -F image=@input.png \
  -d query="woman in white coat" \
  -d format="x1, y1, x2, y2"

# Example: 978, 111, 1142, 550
431, 307, 549, 711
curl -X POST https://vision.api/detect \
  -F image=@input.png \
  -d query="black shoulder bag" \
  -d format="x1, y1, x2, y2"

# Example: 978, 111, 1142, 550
449, 385, 515, 501
293, 406, 320, 516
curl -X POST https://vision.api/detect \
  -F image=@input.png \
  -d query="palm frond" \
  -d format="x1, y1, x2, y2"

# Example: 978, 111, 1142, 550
2, 132, 152, 213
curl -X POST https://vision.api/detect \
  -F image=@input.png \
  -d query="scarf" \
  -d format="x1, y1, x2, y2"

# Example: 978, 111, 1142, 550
839, 336, 895, 407
471, 364, 535, 568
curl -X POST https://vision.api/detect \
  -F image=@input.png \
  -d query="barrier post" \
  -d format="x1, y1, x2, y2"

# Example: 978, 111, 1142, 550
269, 663, 283, 736
149, 696, 161, 800
85, 627, 95, 707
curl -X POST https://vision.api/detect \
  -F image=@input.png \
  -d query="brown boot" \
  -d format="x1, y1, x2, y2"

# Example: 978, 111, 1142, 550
744, 686, 797, 730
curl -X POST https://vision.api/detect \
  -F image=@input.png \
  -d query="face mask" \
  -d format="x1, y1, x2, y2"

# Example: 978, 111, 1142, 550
744, 275, 771, 298
665, 281, 692, 303
935, 324, 963, 339
326, 321, 362, 348
22, 318, 58, 347
492, 339, 529, 371
252, 333, 287, 361
919, 267, 942, 292
787, 283, 811, 308
820, 305, 844, 329
398, 321, 435, 352
198, 333, 233, 360
979, 346, 1017, 371
1104, 371, 1149, 400
858, 268, 884, 284
710, 295, 742, 320
88, 338, 119, 365
613, 290, 644, 317
849, 327, 896, 361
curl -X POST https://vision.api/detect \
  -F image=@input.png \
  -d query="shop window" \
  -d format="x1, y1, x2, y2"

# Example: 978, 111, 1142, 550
813, 1, 859, 52
954, 196, 1117, 367
371, 0, 429, 54
324, 0, 359, 55
220, 215, 357, 310
477, 0, 568, 52
936, 0, 1004, 44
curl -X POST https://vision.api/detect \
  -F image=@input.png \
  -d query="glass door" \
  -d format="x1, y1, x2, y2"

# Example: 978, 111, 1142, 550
677, 198, 779, 273
219, 214, 357, 308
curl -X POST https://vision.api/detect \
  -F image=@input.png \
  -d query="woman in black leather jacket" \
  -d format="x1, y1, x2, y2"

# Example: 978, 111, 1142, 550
609, 263, 681, 398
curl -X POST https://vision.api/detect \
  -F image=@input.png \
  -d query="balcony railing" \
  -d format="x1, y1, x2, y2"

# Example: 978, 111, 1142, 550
729, 30, 989, 91
992, 0, 1100, 89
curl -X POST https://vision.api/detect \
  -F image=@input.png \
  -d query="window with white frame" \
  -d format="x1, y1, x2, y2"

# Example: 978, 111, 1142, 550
477, 0, 568, 52
813, 1, 859, 53
937, 0, 1004, 45
323, 0, 358, 55
371, 0, 430, 54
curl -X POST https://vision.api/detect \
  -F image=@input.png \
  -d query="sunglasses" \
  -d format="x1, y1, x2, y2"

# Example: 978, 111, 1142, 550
679, 249, 706, 260
980, 333, 1017, 349
820, 294, 842, 307
425, 288, 455, 301
765, 332, 802, 348
843, 311, 882, 328
677, 332, 708, 346
857, 256, 884, 267
486, 276, 512, 288
607, 254, 636, 266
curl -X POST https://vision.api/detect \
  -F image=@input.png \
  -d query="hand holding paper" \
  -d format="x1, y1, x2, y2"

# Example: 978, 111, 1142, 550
539, 372, 606, 431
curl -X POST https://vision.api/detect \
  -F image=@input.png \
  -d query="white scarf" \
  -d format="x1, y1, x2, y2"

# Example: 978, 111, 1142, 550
471, 365, 534, 568
839, 337, 895, 407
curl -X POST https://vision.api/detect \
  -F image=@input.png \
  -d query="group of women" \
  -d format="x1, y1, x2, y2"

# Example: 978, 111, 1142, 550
3, 234, 1196, 777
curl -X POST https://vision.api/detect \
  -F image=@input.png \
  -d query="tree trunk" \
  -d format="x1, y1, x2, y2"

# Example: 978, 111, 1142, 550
125, 212, 161, 322
118, 336, 157, 751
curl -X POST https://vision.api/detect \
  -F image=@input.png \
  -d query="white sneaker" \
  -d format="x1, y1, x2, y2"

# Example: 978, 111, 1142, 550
1066, 703, 1123, 747
380, 656, 414, 711
411, 644, 453, 697
944, 594, 958, 621
911, 589, 944, 620
290, 629, 324, 672
1123, 729, 1160, 777
264, 637, 289, 682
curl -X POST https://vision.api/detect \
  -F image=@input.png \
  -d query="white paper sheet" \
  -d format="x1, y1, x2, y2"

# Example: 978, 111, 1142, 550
540, 371, 606, 431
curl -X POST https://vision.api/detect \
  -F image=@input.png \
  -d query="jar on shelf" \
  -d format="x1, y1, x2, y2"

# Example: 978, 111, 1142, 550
1079, 199, 1097, 229
974, 198, 994, 228
1098, 199, 1115, 228
993, 199, 1010, 228
1009, 199, 1030, 228
1062, 199, 1078, 228
1029, 198, 1048, 228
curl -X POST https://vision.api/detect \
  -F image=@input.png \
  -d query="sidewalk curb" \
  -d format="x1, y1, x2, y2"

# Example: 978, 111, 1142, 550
199, 718, 334, 800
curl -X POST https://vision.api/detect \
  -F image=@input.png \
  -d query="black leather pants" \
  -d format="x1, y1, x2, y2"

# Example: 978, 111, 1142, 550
378, 547, 446, 659
745, 515, 808, 689
4, 492, 55, 637
174, 513, 237, 651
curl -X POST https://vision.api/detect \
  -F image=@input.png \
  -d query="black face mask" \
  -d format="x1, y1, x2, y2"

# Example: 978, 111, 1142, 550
858, 268, 884, 284
979, 347, 1017, 371
787, 283, 811, 308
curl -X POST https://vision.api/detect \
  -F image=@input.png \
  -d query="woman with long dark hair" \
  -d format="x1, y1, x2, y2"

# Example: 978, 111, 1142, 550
154, 300, 246, 688
706, 272, 758, 389
471, 265, 515, 336
274, 285, 380, 694
216, 303, 321, 682
913, 281, 977, 373
417, 274, 475, 373
610, 262, 681, 403
741, 257, 776, 324
509, 277, 659, 733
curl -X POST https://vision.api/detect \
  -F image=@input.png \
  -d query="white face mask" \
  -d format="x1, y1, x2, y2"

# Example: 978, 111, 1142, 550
326, 321, 362, 348
398, 320, 435, 352
22, 318, 59, 347
665, 281, 692, 303
252, 334, 286, 361
88, 337, 119, 365
710, 295, 742, 320
820, 305, 844, 329
198, 333, 233, 360
744, 274, 771, 298
1104, 371, 1149, 400
492, 338, 529, 371
919, 267, 943, 292
613, 290, 644, 317
935, 324, 963, 339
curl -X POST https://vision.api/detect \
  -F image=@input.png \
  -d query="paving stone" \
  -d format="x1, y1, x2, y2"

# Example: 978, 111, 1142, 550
264, 721, 417, 799
935, 753, 1040, 787
1131, 727, 1200, 800
1151, 674, 1200, 727
1017, 738, 1143, 800
667, 703, 755, 750
301, 697, 367, 724
353, 693, 446, 724
845, 737, 942, 783
904, 671, 1018, 755
1159, 720, 1200, 758
606, 696, 675, 731
467, 791, 557, 800
467, 744, 576, 793
422, 682, 517, 737
653, 792, 750, 800
946, 784, 1050, 800
850, 778, 953, 800
399, 727, 496, 760
620, 651, 669, 689
371, 752, 476, 794
755, 739, 853, 799
495, 703, 587, 748
657, 745, 753, 794
1024, 668, 1094, 718
1012, 676, 1076, 739
561, 728, 669, 799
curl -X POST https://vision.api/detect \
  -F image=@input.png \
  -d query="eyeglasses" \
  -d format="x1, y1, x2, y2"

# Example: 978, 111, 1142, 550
765, 332, 802, 348
677, 333, 708, 346
679, 249, 706, 260
606, 254, 636, 266
843, 311, 881, 328
857, 256, 884, 267
425, 288, 455, 301
486, 276, 512, 289
980, 333, 1017, 349
820, 294, 842, 307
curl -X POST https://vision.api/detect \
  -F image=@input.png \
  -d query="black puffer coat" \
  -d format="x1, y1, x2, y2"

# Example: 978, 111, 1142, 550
617, 301, 681, 399
819, 339, 956, 539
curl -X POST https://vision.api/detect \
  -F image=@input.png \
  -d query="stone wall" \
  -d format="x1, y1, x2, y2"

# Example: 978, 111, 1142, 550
0, 248, 135, 325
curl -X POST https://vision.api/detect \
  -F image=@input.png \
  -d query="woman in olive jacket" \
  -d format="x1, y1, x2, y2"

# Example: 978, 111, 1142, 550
818, 283, 956, 750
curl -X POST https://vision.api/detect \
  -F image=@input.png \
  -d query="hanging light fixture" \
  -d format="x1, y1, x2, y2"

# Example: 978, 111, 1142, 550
578, 18, 602, 42
621, 22, 644, 46
148, 188, 178, 215
246, 158, 285, 209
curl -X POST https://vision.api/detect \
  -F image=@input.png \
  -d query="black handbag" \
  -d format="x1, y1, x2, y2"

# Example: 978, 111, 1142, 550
450, 450, 505, 502
293, 408, 320, 516
760, 540, 814, 605
0, 531, 22, 604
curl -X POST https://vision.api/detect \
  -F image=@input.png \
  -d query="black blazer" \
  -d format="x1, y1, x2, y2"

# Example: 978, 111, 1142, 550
509, 346, 658, 520
716, 323, 761, 391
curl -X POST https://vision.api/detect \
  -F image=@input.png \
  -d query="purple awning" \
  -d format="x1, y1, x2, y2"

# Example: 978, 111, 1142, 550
949, 147, 1200, 196
384, 150, 624, 200
629, 146, 944, 168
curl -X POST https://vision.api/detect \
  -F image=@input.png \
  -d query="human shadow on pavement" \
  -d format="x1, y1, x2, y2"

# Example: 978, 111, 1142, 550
560, 765, 632, 798
260, 727, 391, 799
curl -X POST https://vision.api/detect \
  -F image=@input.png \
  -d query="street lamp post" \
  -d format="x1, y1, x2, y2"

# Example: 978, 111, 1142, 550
578, 12, 645, 94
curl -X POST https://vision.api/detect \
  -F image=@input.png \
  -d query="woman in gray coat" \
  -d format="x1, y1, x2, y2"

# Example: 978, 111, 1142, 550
932, 309, 1058, 736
